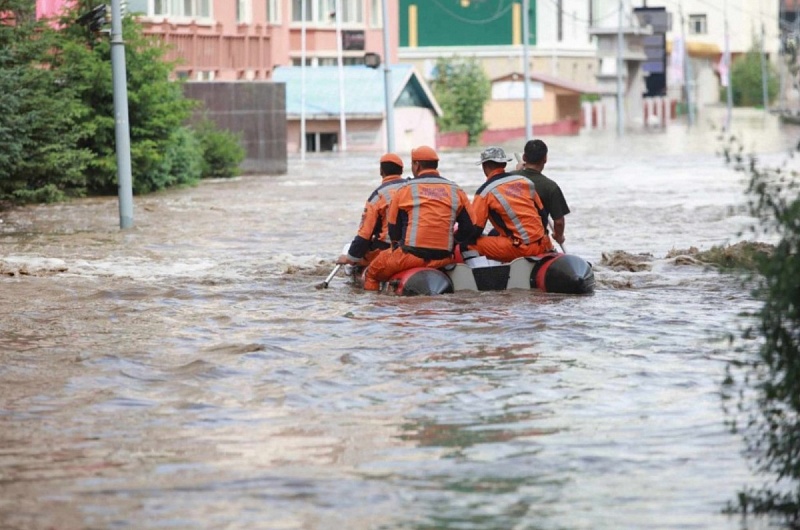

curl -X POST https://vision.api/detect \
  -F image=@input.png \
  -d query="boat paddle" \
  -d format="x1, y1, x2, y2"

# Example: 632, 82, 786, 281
316, 263, 342, 289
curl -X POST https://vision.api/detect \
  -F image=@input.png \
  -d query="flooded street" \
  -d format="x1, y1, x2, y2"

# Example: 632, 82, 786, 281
0, 110, 794, 529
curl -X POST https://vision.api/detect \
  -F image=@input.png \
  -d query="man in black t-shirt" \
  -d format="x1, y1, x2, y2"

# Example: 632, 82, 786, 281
511, 139, 570, 250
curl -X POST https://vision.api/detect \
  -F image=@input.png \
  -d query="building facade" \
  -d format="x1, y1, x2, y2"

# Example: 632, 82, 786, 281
125, 0, 399, 81
592, 0, 781, 112
397, 0, 598, 85
34, 0, 399, 81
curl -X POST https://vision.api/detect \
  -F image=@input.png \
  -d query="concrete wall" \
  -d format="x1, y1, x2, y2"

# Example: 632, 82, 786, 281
394, 107, 438, 153
484, 87, 583, 130
184, 82, 287, 175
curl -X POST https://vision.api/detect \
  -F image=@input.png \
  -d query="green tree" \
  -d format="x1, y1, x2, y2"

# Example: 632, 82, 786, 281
0, 0, 92, 204
724, 41, 779, 108
431, 57, 491, 145
721, 136, 800, 524
53, 1, 200, 195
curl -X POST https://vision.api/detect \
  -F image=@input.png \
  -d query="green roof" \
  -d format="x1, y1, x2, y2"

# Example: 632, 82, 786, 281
271, 64, 441, 118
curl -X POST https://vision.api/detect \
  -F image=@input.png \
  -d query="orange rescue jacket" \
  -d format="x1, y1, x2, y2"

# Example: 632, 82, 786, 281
345, 175, 405, 261
472, 171, 547, 246
388, 169, 476, 260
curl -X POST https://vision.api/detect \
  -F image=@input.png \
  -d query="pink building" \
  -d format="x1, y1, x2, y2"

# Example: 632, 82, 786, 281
36, 0, 399, 81
35, 0, 442, 153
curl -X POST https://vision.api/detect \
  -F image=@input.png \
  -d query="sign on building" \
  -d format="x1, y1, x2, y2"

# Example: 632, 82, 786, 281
342, 30, 365, 51
634, 7, 669, 97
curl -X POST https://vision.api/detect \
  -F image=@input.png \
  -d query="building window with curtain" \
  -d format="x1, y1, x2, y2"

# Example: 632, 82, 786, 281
341, 0, 363, 23
369, 0, 381, 27
266, 0, 280, 23
152, 0, 211, 18
292, 0, 330, 23
237, 0, 251, 23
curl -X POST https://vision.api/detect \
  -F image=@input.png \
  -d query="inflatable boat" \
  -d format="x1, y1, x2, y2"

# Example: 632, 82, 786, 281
347, 252, 595, 296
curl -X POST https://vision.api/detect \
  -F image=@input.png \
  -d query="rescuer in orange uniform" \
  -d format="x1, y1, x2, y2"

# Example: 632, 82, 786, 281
336, 153, 406, 266
465, 146, 551, 263
363, 146, 477, 291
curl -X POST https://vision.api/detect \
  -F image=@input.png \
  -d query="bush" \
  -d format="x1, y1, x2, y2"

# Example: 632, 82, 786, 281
194, 119, 245, 179
133, 127, 202, 194
720, 134, 800, 524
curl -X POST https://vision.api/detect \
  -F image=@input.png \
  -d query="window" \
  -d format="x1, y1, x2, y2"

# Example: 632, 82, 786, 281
305, 133, 338, 152
688, 14, 706, 35
237, 0, 251, 23
292, 0, 362, 24
369, 0, 381, 27
153, 0, 211, 18
266, 0, 280, 23
127, 0, 147, 14
340, 0, 363, 23
292, 0, 329, 22
318, 56, 362, 65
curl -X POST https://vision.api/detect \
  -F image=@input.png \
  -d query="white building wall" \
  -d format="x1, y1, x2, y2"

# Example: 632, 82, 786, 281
591, 0, 780, 56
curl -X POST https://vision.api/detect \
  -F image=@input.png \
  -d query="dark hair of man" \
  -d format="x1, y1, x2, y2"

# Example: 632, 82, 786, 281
381, 162, 402, 175
483, 160, 506, 172
523, 139, 548, 164
417, 160, 438, 170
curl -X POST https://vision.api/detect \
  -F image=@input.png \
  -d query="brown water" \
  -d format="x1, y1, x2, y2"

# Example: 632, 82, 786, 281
0, 109, 793, 529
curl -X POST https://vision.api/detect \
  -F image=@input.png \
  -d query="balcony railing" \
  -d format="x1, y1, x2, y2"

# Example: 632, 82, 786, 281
142, 20, 272, 80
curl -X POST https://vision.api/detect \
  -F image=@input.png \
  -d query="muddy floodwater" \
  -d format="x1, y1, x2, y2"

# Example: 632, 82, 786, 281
0, 110, 794, 529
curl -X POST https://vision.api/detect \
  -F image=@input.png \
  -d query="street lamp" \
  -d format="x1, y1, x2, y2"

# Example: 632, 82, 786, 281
364, 52, 381, 68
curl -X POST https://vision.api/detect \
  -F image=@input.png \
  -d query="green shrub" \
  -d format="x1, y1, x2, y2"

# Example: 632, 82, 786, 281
720, 134, 800, 524
133, 127, 202, 194
195, 120, 245, 179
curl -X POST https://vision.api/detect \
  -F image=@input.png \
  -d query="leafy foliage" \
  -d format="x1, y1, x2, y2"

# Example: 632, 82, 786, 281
53, 1, 199, 194
720, 134, 800, 524
0, 0, 244, 206
194, 119, 245, 179
0, 0, 92, 204
430, 57, 491, 145
724, 41, 779, 108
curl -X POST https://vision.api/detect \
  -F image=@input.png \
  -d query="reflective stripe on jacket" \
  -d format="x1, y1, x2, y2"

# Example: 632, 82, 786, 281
472, 172, 546, 245
346, 175, 405, 261
388, 170, 476, 260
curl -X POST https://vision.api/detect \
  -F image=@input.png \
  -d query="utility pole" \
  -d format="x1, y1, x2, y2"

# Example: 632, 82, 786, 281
724, 0, 733, 130
110, 0, 133, 229
761, 22, 769, 111
679, 1, 694, 127
616, 0, 624, 136
381, 0, 395, 151
335, 0, 347, 152
523, 0, 533, 141
300, 0, 307, 161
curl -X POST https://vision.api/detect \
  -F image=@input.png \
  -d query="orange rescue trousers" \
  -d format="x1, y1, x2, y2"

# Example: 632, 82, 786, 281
469, 235, 552, 263
364, 247, 455, 291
